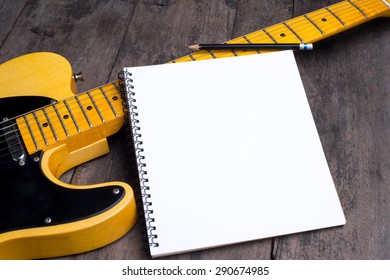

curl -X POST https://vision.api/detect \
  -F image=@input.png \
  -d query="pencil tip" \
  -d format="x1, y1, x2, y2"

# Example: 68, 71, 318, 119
187, 44, 200, 51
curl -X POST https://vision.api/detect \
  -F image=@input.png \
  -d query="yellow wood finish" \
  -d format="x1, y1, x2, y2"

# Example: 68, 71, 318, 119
0, 52, 77, 100
17, 82, 125, 155
173, 0, 390, 62
0, 53, 135, 259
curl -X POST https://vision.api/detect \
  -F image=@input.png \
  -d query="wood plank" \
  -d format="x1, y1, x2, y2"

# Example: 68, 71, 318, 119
272, 0, 390, 259
0, 1, 28, 47
110, 0, 236, 68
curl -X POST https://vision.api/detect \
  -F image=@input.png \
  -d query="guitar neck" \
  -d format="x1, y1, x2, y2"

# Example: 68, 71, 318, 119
173, 0, 390, 62
17, 82, 125, 155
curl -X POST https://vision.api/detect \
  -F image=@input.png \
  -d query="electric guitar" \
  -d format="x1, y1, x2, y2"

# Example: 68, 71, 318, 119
0, 0, 388, 259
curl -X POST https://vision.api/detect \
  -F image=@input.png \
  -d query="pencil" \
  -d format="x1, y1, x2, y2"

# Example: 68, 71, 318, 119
188, 43, 313, 51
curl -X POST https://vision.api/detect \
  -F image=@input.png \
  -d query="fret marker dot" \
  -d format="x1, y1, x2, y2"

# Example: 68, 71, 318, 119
322, 18, 327, 22
63, 115, 69, 119
42, 123, 48, 127
280, 33, 286, 37
87, 106, 93, 110
112, 96, 119, 101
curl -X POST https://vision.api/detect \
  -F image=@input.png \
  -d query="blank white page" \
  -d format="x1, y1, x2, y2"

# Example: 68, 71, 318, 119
124, 50, 345, 257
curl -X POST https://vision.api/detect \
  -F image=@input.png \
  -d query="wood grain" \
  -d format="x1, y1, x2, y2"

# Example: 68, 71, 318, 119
0, 0, 388, 260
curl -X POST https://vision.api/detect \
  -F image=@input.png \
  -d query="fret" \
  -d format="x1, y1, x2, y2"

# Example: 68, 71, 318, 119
53, 103, 70, 137
222, 37, 262, 55
75, 95, 93, 128
172, 56, 194, 63
242, 35, 261, 54
282, 22, 304, 42
100, 87, 119, 117
186, 51, 209, 61
304, 14, 325, 35
189, 54, 197, 61
347, 0, 368, 17
44, 104, 68, 140
22, 115, 39, 151
76, 92, 104, 127
264, 23, 302, 43
112, 81, 124, 98
17, 106, 63, 153
327, 1, 366, 26
243, 35, 252, 43
32, 111, 49, 146
64, 100, 81, 132
231, 50, 239, 57
86, 85, 123, 125
242, 30, 275, 44
42, 107, 59, 142
87, 91, 105, 123
105, 83, 126, 117
56, 100, 81, 136
35, 108, 59, 145
354, 0, 390, 16
59, 96, 89, 132
24, 111, 52, 151
192, 50, 216, 60
325, 7, 346, 26
306, 8, 345, 35
285, 15, 324, 42
206, 50, 217, 59
180, 50, 230, 61
262, 29, 278, 43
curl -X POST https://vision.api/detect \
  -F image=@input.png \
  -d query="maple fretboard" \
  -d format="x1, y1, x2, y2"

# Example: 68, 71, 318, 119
173, 0, 390, 62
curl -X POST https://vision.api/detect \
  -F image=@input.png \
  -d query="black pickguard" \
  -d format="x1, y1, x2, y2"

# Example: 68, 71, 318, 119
0, 96, 125, 234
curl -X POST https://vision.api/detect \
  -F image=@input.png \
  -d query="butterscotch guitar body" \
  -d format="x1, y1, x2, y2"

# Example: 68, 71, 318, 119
0, 53, 136, 259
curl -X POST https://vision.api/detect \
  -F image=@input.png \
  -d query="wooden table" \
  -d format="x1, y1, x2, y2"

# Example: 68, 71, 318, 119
0, 0, 388, 260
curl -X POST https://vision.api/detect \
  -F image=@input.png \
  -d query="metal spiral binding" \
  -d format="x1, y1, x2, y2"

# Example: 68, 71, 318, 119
121, 70, 159, 248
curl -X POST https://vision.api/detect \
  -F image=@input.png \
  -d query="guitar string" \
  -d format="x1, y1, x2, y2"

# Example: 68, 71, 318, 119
0, 82, 122, 129
0, 87, 122, 144
184, 0, 385, 61
0, 91, 123, 148
0, 85, 124, 155
0, 0, 386, 158
0, 83, 121, 128
0, 98, 124, 159
0, 101, 124, 159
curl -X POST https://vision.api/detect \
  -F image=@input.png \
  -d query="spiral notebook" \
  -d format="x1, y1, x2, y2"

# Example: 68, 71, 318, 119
123, 51, 345, 258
